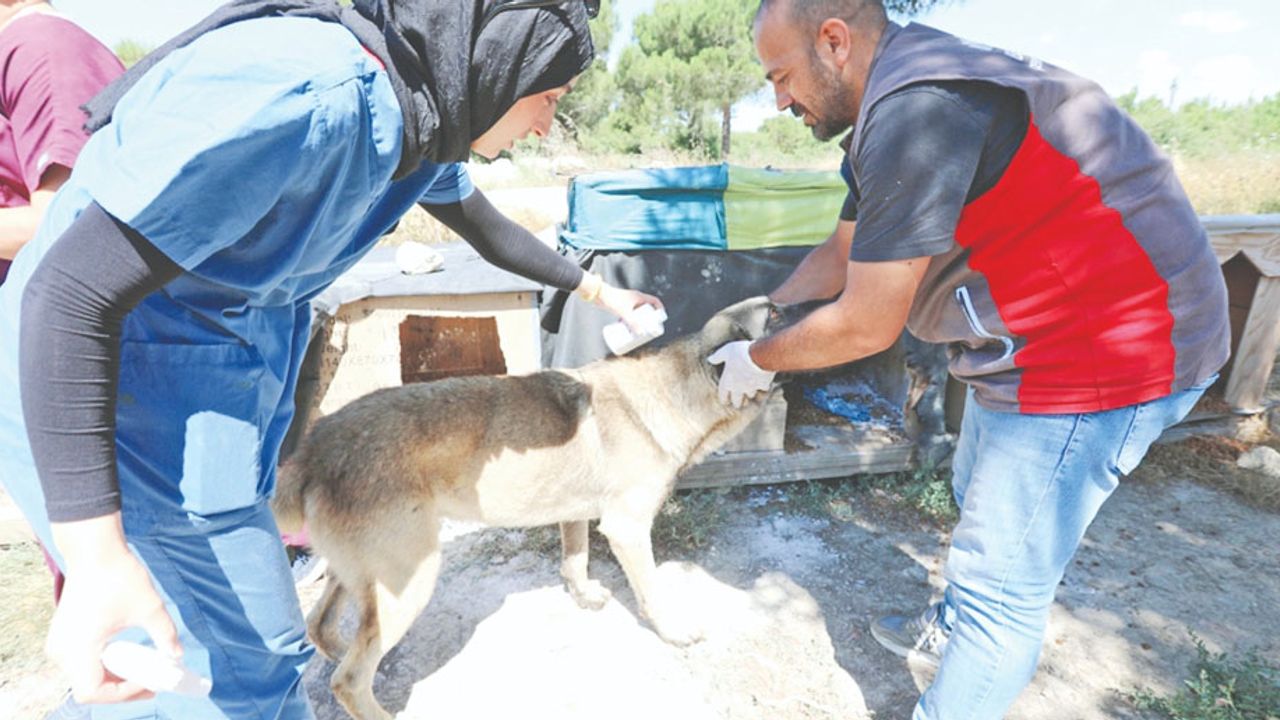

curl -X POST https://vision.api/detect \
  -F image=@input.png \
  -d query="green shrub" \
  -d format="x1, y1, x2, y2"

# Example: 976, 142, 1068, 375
1130, 633, 1280, 720
869, 463, 958, 524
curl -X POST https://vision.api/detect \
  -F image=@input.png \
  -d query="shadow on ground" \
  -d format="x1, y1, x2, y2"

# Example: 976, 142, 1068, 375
298, 474, 1280, 720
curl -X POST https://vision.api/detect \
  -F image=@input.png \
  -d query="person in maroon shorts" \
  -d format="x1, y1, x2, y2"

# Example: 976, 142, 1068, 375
0, 1, 123, 609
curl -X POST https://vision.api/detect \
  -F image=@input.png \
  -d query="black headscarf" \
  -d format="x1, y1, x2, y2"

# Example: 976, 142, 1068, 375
82, 0, 595, 179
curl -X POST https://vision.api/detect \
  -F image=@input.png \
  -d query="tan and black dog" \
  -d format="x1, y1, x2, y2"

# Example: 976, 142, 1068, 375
273, 296, 784, 720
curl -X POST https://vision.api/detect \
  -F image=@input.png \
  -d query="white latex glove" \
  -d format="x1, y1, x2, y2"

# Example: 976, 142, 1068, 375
707, 340, 776, 408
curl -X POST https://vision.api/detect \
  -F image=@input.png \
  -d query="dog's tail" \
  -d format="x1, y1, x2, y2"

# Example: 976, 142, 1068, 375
271, 461, 307, 535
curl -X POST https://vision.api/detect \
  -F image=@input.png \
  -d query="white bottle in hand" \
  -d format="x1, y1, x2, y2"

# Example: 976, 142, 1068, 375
101, 641, 212, 697
603, 304, 667, 355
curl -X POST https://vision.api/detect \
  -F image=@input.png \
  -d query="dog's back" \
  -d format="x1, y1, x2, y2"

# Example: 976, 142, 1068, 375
279, 370, 598, 524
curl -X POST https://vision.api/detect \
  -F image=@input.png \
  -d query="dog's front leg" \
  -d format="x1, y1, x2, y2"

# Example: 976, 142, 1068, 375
598, 514, 704, 646
559, 520, 611, 610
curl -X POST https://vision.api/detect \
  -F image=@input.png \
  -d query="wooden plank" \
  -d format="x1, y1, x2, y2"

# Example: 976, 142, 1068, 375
678, 395, 1271, 492
1204, 216, 1280, 277
719, 392, 787, 453
678, 423, 914, 489
1224, 275, 1280, 413
1204, 219, 1280, 411
1158, 404, 1272, 444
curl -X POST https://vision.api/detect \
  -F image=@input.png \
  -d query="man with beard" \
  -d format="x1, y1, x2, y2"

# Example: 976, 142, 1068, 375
708, 1, 1230, 718
0, 1, 660, 717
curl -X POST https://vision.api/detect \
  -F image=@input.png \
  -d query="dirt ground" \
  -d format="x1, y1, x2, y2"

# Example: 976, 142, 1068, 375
3, 437, 1278, 720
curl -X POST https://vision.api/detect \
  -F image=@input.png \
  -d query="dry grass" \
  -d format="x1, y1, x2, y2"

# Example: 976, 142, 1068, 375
379, 197, 560, 247
0, 541, 56, 681
1174, 151, 1280, 215
380, 205, 459, 246
1131, 435, 1280, 513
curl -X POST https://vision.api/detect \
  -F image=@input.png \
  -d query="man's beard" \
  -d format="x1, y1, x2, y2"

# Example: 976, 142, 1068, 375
798, 58, 857, 141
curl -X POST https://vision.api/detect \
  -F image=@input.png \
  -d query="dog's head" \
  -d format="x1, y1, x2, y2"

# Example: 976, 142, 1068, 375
696, 295, 830, 351
696, 295, 777, 351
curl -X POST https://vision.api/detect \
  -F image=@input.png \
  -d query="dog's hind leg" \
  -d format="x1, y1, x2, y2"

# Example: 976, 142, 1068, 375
306, 576, 349, 661
559, 520, 611, 610
330, 580, 392, 720
598, 512, 704, 646
330, 541, 444, 720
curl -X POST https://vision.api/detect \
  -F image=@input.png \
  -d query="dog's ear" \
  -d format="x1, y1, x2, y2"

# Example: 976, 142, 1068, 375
699, 317, 744, 353
698, 296, 779, 352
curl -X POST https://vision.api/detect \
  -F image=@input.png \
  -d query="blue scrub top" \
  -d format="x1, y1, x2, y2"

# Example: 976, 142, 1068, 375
0, 17, 474, 526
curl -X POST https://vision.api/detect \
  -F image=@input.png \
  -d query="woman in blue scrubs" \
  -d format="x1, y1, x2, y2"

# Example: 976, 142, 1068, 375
0, 2, 654, 718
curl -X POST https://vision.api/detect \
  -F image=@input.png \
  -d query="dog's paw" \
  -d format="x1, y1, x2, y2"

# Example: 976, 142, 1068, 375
649, 613, 705, 647
567, 579, 612, 610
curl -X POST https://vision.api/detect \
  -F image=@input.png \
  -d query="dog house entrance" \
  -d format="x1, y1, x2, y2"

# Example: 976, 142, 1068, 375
399, 315, 507, 384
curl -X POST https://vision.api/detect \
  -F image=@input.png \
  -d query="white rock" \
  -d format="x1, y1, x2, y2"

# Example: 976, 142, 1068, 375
1236, 445, 1280, 478
394, 241, 444, 275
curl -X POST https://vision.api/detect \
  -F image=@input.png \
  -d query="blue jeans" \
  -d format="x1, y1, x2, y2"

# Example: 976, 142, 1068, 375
915, 377, 1214, 720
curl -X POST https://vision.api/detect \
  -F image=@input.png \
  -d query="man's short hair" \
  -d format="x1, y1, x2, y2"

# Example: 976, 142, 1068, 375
755, 0, 888, 35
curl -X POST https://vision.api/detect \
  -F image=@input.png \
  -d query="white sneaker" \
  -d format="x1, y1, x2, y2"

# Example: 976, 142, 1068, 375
289, 548, 328, 585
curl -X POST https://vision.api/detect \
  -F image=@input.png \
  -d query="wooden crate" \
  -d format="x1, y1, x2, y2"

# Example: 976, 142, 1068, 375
302, 291, 542, 420
285, 243, 544, 457
682, 423, 914, 489
1205, 215, 1280, 413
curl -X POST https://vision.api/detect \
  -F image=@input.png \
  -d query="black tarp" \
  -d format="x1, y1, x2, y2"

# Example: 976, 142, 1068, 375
540, 246, 813, 368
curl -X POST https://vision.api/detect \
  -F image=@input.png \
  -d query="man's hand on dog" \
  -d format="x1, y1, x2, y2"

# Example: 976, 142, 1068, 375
708, 340, 775, 407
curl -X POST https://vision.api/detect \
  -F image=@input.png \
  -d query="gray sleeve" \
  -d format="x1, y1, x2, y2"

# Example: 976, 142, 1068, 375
848, 85, 989, 262
839, 191, 858, 222
421, 189, 584, 292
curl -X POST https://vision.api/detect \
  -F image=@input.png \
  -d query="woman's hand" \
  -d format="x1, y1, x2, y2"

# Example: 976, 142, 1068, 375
48, 514, 182, 704
577, 270, 664, 330
596, 283, 664, 329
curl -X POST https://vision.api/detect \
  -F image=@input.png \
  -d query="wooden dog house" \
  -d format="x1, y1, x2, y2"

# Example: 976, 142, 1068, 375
287, 242, 544, 451
1203, 215, 1280, 414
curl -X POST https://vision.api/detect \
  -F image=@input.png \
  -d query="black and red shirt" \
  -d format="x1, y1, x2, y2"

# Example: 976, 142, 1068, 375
842, 22, 1229, 414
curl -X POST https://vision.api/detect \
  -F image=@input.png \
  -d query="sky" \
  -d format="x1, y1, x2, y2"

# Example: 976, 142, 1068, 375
53, 0, 1280, 132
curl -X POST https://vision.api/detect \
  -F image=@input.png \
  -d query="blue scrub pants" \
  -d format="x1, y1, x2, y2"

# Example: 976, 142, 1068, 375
914, 377, 1212, 719
15, 492, 315, 719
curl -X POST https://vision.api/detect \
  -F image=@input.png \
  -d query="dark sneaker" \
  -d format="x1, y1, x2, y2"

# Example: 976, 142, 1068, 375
870, 602, 949, 668
44, 693, 91, 720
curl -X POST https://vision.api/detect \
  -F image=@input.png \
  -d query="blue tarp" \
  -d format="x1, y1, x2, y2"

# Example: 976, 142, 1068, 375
558, 163, 847, 252
560, 165, 729, 251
